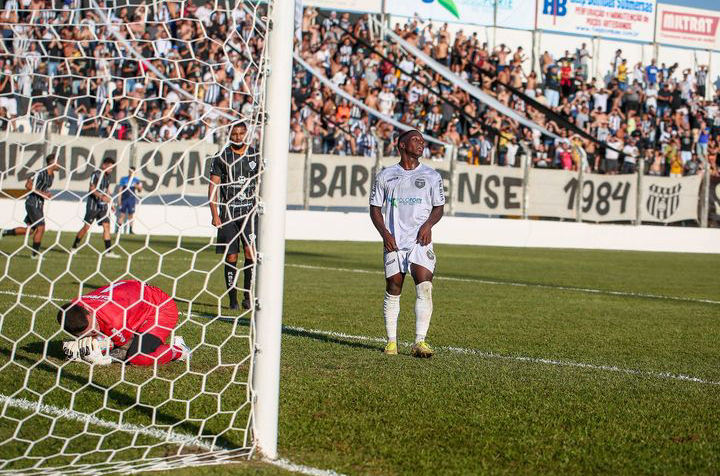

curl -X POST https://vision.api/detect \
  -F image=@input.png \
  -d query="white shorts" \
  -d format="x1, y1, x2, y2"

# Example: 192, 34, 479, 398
383, 243, 436, 278
680, 151, 692, 164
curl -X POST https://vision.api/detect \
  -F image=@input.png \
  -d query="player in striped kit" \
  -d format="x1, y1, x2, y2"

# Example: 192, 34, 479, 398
369, 129, 445, 358
208, 122, 260, 310
70, 157, 120, 258
1, 154, 60, 258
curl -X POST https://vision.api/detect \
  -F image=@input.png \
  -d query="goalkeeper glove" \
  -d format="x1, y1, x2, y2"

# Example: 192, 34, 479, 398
62, 340, 82, 361
82, 337, 113, 366
63, 337, 96, 361
63, 337, 114, 365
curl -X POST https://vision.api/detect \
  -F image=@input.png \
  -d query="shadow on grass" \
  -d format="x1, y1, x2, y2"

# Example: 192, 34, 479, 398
3, 342, 240, 450
281, 326, 380, 352
186, 308, 380, 352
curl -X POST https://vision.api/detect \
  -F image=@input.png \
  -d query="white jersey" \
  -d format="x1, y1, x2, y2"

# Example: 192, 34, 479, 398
370, 163, 445, 250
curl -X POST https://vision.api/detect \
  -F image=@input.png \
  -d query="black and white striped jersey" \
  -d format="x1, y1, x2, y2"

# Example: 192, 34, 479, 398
26, 169, 54, 209
87, 170, 111, 211
209, 145, 259, 221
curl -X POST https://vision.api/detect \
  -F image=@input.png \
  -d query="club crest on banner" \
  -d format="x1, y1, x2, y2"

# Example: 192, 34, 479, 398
646, 183, 681, 221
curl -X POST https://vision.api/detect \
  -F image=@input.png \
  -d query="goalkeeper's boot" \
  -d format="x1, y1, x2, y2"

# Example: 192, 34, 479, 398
173, 336, 191, 362
411, 341, 434, 359
383, 341, 398, 355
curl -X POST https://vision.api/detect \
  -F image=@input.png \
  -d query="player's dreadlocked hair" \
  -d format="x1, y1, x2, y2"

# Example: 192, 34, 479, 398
57, 304, 90, 336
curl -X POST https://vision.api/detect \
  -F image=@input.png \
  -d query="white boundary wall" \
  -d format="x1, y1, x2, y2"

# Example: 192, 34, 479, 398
2, 200, 718, 254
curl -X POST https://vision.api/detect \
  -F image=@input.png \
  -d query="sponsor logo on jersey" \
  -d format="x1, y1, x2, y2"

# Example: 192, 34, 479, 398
386, 176, 400, 183
426, 249, 435, 261
390, 197, 423, 207
111, 328, 127, 344
415, 178, 426, 189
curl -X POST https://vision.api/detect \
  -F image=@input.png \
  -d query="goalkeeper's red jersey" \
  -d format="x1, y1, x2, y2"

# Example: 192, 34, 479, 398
73, 280, 175, 348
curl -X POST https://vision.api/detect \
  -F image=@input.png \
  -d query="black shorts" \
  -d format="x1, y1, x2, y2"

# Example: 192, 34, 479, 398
216, 214, 258, 256
83, 206, 110, 225
24, 203, 44, 229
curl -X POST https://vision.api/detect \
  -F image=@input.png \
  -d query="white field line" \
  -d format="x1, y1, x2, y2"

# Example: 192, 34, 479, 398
283, 325, 720, 387
0, 394, 220, 451
0, 394, 346, 476
285, 263, 720, 306
1, 289, 719, 386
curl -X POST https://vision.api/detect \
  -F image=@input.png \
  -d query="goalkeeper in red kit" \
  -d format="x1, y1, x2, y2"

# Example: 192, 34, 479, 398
57, 280, 190, 366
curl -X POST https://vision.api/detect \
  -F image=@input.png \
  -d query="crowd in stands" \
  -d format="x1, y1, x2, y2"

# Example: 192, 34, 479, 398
294, 9, 720, 177
0, 1, 718, 179
0, 0, 260, 144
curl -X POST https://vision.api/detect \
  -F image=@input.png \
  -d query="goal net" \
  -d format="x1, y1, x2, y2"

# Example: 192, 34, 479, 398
0, 0, 283, 472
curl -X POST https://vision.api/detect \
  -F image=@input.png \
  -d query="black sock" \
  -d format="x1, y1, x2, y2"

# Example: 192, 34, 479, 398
72, 236, 80, 248
32, 242, 40, 255
3, 229, 16, 236
225, 262, 237, 304
243, 258, 253, 301
104, 239, 111, 251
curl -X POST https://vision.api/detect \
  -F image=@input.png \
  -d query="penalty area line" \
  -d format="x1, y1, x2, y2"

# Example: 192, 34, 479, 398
285, 263, 720, 306
283, 325, 720, 387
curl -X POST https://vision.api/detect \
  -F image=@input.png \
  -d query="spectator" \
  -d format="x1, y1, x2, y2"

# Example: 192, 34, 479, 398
605, 135, 623, 174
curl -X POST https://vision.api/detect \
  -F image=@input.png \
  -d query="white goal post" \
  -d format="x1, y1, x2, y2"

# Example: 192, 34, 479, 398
253, 0, 294, 461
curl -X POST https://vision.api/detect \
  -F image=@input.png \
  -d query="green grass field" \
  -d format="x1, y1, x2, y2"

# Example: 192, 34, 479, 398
0, 231, 719, 475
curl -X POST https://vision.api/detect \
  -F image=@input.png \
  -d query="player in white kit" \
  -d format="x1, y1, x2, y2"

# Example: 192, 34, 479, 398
369, 129, 445, 358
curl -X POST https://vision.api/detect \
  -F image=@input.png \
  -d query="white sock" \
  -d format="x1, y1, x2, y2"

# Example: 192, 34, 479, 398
383, 292, 400, 342
414, 281, 433, 344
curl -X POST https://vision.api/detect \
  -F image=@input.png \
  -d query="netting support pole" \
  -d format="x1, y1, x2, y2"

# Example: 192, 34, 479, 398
635, 158, 644, 226
253, 0, 294, 461
700, 160, 710, 228
448, 146, 456, 217
522, 151, 530, 220
303, 128, 311, 210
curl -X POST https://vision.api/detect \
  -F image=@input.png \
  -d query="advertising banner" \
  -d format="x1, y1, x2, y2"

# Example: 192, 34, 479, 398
536, 0, 657, 42
453, 162, 524, 215
307, 155, 451, 208
528, 169, 637, 221
386, 0, 535, 30
0, 133, 704, 224
640, 174, 701, 223
0, 133, 218, 197
710, 175, 720, 222
655, 4, 720, 51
